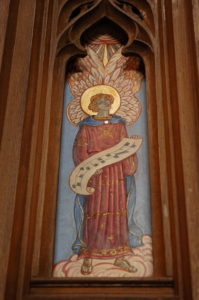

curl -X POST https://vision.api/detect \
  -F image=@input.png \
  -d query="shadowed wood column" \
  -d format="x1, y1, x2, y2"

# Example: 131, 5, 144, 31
0, 0, 198, 299
0, 0, 11, 70
0, 0, 36, 298
170, 0, 199, 299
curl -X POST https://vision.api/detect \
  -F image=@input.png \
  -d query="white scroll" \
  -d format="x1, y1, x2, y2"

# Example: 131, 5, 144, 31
69, 137, 142, 195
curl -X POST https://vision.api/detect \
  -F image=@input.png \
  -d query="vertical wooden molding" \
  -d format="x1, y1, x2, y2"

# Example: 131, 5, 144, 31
192, 0, 199, 80
170, 1, 199, 299
0, 0, 198, 298
1, 0, 36, 298
0, 0, 20, 145
0, 0, 11, 70
146, 51, 167, 277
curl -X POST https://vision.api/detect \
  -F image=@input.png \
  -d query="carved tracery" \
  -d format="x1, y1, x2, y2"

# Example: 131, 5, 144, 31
57, 0, 155, 55
1, 0, 197, 297
53, 0, 158, 278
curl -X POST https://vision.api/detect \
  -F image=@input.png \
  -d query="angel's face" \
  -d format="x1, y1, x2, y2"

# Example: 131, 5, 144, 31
96, 98, 112, 113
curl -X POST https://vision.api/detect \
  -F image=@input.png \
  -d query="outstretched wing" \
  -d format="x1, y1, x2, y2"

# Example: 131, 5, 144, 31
66, 98, 87, 126
104, 47, 126, 85
104, 49, 143, 125
68, 72, 89, 99
68, 46, 106, 98
67, 71, 92, 126
86, 46, 105, 78
67, 43, 143, 126
124, 70, 143, 94
116, 71, 143, 125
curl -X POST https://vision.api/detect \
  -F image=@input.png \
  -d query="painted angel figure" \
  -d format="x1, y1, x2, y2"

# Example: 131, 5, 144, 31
71, 92, 143, 275
53, 37, 153, 278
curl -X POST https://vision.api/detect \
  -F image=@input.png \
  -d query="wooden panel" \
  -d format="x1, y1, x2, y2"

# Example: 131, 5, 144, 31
171, 1, 199, 299
0, 0, 19, 144
192, 0, 199, 77
191, 3, 199, 298
28, 278, 175, 299
0, 0, 198, 299
0, 0, 11, 70
0, 0, 36, 299
154, 1, 173, 277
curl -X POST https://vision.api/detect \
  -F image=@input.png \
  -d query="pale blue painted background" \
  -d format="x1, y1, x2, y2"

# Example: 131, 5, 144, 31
54, 80, 151, 263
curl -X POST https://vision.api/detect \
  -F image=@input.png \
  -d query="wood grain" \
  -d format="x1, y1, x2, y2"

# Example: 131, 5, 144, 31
0, 0, 199, 299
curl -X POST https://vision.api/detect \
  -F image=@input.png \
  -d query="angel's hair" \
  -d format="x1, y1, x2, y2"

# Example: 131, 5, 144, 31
88, 93, 114, 112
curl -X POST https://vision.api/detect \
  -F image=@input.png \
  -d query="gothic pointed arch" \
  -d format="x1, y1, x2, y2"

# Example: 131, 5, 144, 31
46, 0, 165, 280
2, 0, 196, 298
57, 0, 155, 56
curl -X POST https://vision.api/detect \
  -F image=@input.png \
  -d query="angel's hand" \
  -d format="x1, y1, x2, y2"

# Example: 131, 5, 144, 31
94, 169, 103, 175
130, 135, 140, 139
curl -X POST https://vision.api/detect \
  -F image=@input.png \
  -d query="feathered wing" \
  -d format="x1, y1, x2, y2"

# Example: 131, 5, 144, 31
105, 48, 143, 125
67, 44, 143, 126
86, 46, 105, 79
67, 48, 106, 126
67, 72, 92, 126
66, 98, 87, 126
68, 48, 105, 98
124, 70, 143, 94
67, 48, 105, 125
104, 47, 126, 85
116, 70, 143, 125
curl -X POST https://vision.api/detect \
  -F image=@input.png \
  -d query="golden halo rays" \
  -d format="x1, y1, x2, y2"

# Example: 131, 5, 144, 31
81, 85, 121, 116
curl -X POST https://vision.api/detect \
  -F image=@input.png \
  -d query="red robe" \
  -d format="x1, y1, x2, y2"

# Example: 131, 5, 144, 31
73, 120, 137, 259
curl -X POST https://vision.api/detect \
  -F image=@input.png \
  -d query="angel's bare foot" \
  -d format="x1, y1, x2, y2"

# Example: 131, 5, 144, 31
81, 258, 93, 275
114, 257, 137, 273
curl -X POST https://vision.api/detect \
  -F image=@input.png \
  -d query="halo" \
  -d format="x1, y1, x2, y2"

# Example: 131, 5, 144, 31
81, 85, 121, 116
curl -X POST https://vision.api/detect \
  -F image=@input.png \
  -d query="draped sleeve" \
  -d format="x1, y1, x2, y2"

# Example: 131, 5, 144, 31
119, 122, 138, 176
73, 120, 138, 174
73, 125, 89, 166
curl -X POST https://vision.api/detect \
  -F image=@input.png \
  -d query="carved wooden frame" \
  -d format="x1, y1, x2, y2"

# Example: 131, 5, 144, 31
2, 0, 199, 299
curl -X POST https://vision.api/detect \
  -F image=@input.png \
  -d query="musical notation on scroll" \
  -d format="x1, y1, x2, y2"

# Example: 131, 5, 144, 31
69, 137, 142, 195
